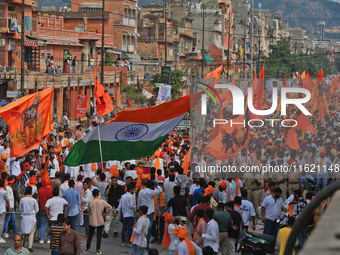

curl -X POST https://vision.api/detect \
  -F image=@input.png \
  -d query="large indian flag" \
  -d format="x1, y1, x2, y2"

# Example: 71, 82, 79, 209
64, 94, 199, 166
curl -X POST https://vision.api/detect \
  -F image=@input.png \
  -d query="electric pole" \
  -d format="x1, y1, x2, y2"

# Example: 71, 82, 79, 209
21, 0, 25, 95
164, 0, 168, 65
201, 3, 205, 78
101, 0, 105, 86
250, 0, 254, 78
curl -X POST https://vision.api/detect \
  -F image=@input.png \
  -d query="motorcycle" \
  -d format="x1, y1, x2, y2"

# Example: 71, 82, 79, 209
236, 230, 275, 255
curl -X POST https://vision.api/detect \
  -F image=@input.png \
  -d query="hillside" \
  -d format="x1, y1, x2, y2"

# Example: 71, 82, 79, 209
256, 0, 340, 38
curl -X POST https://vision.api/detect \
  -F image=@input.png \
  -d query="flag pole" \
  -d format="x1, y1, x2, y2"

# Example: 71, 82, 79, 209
94, 69, 104, 169
97, 123, 104, 169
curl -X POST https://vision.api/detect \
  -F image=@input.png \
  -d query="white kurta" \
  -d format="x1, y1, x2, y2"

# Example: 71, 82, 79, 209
19, 196, 39, 234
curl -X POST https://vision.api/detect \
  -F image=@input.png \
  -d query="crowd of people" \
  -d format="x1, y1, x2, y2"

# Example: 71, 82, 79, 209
0, 75, 339, 255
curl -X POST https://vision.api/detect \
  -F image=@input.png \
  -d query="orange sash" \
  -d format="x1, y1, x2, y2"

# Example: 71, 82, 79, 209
193, 218, 204, 242
176, 239, 195, 255
288, 198, 295, 216
130, 215, 147, 243
81, 188, 88, 210
162, 223, 171, 248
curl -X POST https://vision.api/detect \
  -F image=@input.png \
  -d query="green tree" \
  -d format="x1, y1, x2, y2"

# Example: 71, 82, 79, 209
151, 70, 186, 97
265, 39, 336, 78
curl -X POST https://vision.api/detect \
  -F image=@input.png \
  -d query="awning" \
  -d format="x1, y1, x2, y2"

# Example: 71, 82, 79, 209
106, 48, 122, 54
124, 4, 141, 11
81, 3, 103, 8
122, 31, 140, 37
46, 39, 84, 47
122, 53, 141, 63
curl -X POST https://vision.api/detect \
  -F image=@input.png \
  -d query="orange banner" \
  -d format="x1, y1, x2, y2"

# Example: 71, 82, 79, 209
0, 87, 54, 157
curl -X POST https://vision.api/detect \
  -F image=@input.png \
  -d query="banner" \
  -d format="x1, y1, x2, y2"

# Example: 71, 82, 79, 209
0, 87, 54, 157
76, 95, 87, 119
156, 84, 171, 105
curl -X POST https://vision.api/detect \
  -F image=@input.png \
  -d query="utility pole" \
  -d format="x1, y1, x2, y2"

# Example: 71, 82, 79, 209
21, 0, 25, 95
243, 24, 246, 79
201, 3, 205, 78
226, 7, 231, 80
257, 30, 261, 77
164, 0, 168, 65
250, 0, 254, 78
100, 0, 105, 86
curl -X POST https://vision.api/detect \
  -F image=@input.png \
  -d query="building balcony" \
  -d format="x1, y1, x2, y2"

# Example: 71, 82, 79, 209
178, 27, 193, 38
38, 27, 79, 40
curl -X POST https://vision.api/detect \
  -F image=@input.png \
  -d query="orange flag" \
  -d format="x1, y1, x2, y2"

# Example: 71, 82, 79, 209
182, 133, 196, 175
282, 127, 299, 150
204, 65, 223, 80
94, 69, 114, 116
255, 60, 265, 110
0, 87, 54, 157
296, 113, 317, 133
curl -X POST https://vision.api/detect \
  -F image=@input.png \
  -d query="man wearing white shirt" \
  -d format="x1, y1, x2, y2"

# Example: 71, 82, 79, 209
261, 187, 287, 238
202, 208, 219, 254
59, 173, 70, 197
137, 179, 162, 247
315, 148, 333, 188
115, 183, 136, 247
240, 190, 256, 231
10, 157, 25, 176
45, 188, 70, 227
47, 153, 59, 178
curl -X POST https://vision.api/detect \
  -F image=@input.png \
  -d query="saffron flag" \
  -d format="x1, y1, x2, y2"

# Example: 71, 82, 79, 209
64, 94, 201, 166
204, 65, 223, 80
0, 87, 54, 157
94, 69, 114, 116
255, 60, 265, 110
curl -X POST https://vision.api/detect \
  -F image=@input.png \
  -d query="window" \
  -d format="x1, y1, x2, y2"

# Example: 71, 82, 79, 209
124, 9, 128, 18
123, 35, 127, 44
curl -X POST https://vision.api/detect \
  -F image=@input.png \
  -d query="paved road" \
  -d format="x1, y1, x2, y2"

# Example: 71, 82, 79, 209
0, 219, 166, 255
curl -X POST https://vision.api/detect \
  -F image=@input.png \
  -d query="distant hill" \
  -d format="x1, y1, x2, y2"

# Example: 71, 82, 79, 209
255, 0, 340, 38
39, 0, 69, 9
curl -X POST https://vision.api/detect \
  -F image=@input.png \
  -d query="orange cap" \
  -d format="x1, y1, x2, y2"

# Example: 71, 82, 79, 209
163, 213, 172, 223
204, 185, 214, 196
1, 153, 8, 160
173, 226, 187, 239
58, 132, 63, 137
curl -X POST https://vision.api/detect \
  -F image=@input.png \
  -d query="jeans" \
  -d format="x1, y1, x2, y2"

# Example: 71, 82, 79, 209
0, 212, 5, 235
263, 219, 280, 238
86, 225, 104, 251
146, 213, 154, 247
84, 210, 90, 238
39, 211, 50, 240
132, 245, 147, 255
4, 207, 18, 235
67, 215, 78, 231
51, 249, 58, 255
72, 66, 76, 73
121, 217, 134, 243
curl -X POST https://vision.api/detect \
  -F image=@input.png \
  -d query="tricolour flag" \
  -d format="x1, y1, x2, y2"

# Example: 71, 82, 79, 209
64, 94, 200, 166
0, 87, 54, 157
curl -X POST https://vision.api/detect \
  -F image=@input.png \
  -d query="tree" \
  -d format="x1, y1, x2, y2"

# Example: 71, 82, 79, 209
151, 70, 186, 97
265, 39, 336, 78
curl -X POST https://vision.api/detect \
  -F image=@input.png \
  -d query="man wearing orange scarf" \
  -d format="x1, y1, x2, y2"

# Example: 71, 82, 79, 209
174, 226, 202, 255
0, 153, 8, 175
152, 150, 164, 176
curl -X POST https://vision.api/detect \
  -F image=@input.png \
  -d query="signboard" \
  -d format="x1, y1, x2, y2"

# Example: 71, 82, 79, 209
75, 95, 88, 119
24, 40, 38, 47
6, 91, 21, 98
161, 66, 171, 84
